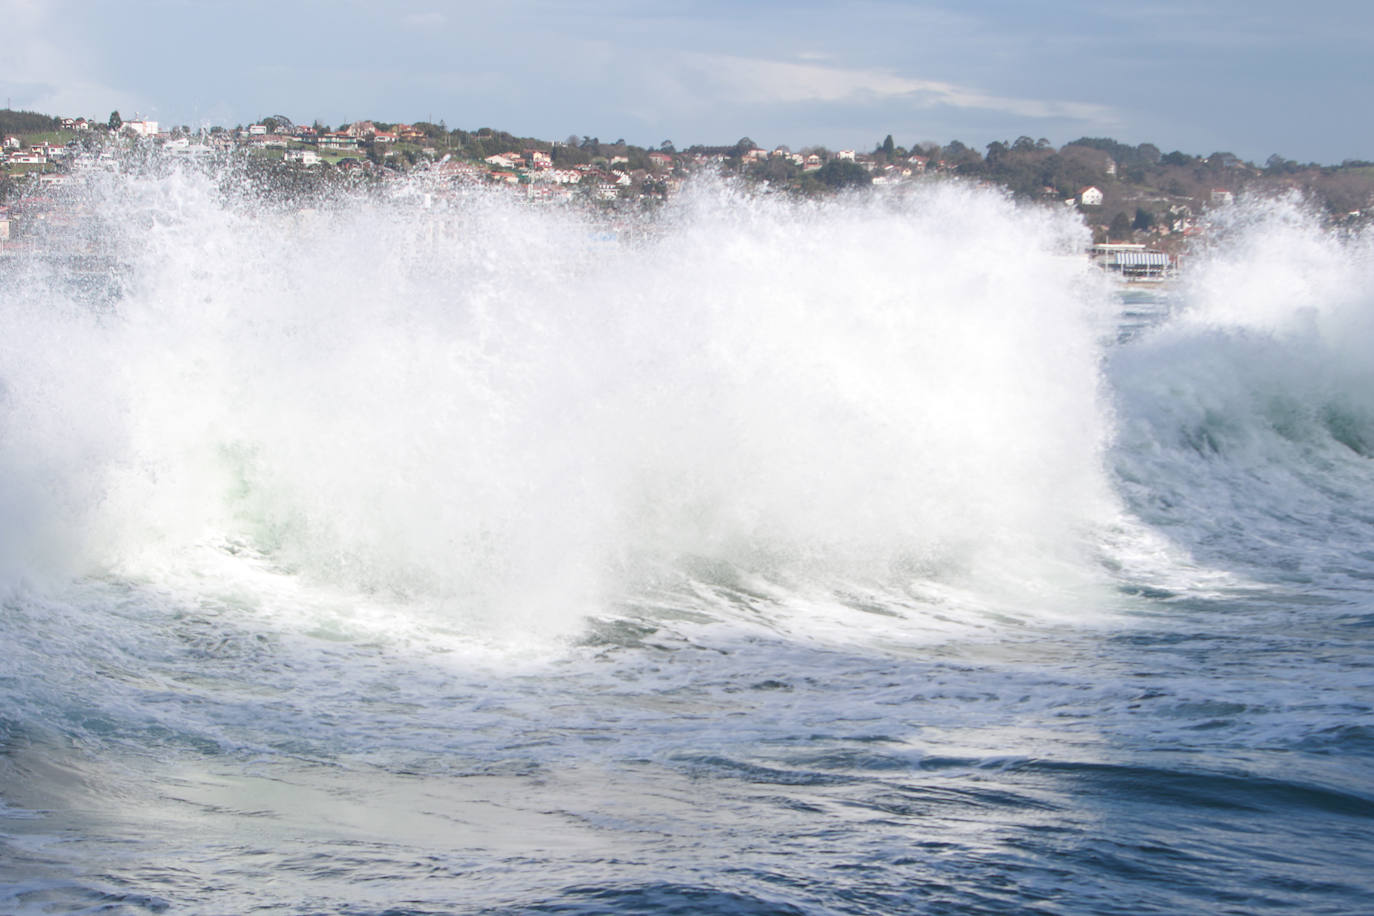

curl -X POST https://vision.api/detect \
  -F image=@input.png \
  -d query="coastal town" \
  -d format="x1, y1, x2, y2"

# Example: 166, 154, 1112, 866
3, 107, 1373, 280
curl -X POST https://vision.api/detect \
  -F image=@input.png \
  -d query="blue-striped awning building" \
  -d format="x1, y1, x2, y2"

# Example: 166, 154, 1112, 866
1113, 251, 1171, 268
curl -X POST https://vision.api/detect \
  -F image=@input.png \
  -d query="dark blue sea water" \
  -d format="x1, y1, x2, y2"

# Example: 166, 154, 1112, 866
1, 169, 1371, 913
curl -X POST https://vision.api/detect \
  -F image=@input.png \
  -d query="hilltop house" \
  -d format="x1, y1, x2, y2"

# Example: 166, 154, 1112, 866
1079, 186, 1104, 207
122, 120, 158, 137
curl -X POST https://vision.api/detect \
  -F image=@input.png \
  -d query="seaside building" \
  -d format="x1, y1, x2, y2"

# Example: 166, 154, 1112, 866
1088, 243, 1175, 282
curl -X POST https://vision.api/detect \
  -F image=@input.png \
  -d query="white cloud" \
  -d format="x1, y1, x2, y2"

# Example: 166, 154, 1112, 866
0, 0, 146, 118
682, 52, 1116, 123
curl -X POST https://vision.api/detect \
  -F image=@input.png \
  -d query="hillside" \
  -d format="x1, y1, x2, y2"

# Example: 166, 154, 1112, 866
3, 108, 1373, 248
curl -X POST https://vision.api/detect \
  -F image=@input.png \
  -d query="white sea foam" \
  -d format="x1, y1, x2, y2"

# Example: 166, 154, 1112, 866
1109, 194, 1374, 582
0, 163, 1140, 641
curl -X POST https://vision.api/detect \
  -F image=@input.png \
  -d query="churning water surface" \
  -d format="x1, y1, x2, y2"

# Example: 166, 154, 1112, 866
1, 165, 1372, 914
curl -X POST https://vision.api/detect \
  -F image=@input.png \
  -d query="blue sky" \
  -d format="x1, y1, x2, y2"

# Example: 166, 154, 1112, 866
3, 0, 1370, 163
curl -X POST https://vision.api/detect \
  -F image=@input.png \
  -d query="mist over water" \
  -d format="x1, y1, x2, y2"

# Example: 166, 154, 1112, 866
2, 165, 1373, 914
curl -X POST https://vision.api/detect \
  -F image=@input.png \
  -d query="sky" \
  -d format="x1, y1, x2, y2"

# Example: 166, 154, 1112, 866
2, 0, 1371, 164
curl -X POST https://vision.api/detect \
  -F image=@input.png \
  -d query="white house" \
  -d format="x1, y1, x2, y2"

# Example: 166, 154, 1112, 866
1079, 186, 1104, 207
531, 168, 581, 185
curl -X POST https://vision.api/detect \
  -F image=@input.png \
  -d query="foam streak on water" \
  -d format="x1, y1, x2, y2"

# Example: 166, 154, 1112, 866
1, 168, 1373, 914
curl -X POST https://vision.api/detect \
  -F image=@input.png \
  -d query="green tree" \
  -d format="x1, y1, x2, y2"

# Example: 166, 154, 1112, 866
815, 158, 872, 190
1132, 207, 1155, 232
0, 109, 59, 135
552, 143, 590, 166
943, 140, 982, 171
1265, 154, 1299, 174
1108, 211, 1133, 240
881, 134, 895, 160
748, 156, 796, 184
108, 110, 122, 131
